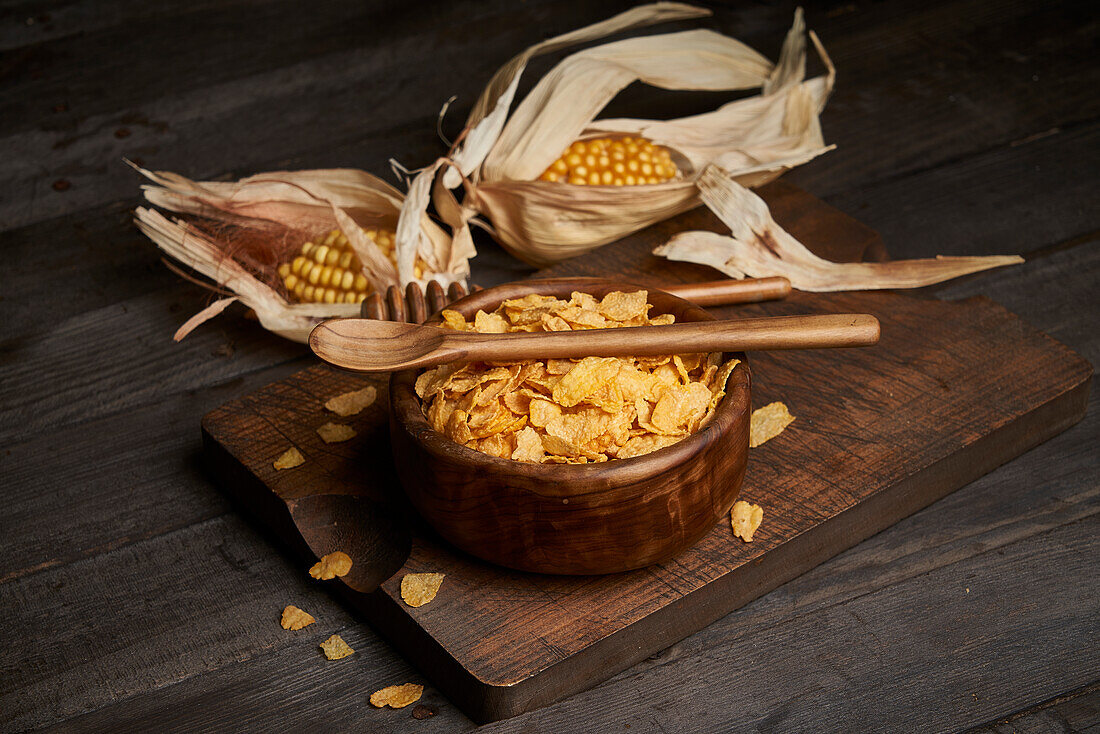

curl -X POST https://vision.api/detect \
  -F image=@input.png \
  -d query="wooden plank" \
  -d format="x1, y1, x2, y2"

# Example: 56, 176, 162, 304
5, 0, 1097, 235
474, 516, 1100, 733
823, 121, 1100, 259
968, 683, 1100, 733
0, 513, 395, 733
787, 0, 1100, 197
0, 357, 313, 584
0, 282, 307, 445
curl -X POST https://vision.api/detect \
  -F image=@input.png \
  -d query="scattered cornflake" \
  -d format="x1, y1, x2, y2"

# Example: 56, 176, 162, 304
320, 634, 354, 660
417, 289, 743, 464
400, 572, 445, 607
316, 422, 357, 443
280, 605, 315, 630
273, 447, 305, 470
309, 551, 353, 580
324, 386, 377, 416
749, 401, 795, 448
370, 683, 424, 709
731, 500, 764, 542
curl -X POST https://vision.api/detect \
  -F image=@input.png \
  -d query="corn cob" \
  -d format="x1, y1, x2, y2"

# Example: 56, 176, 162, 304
539, 136, 678, 186
277, 228, 427, 304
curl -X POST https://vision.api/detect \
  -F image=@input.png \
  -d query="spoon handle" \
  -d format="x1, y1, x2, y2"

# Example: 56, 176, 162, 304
663, 277, 791, 306
443, 314, 880, 364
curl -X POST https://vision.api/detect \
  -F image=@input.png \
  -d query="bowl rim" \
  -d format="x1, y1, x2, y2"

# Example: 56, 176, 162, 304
389, 277, 751, 492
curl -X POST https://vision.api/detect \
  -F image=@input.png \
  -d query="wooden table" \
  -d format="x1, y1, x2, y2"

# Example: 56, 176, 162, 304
2, 1, 1096, 731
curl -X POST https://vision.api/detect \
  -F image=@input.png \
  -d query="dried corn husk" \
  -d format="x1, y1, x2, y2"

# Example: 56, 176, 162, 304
132, 164, 463, 342
400, 4, 833, 268
655, 165, 1024, 290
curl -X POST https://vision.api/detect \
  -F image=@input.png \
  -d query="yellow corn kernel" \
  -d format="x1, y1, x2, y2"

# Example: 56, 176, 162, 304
280, 227, 401, 304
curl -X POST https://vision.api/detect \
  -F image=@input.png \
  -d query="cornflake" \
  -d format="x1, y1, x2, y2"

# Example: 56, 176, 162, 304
320, 634, 354, 660
370, 683, 424, 709
273, 447, 305, 470
309, 551, 353, 580
731, 500, 764, 542
749, 402, 795, 448
400, 572, 445, 607
416, 290, 741, 464
324, 386, 377, 416
280, 605, 315, 630
316, 422, 357, 444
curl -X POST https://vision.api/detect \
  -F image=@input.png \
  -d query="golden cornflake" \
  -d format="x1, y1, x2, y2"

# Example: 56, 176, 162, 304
417, 290, 741, 464
749, 401, 795, 448
309, 551, 353, 580
370, 683, 424, 709
280, 605, 315, 630
273, 447, 305, 470
316, 422, 357, 444
400, 572, 445, 607
324, 386, 377, 416
731, 500, 764, 542
320, 634, 354, 660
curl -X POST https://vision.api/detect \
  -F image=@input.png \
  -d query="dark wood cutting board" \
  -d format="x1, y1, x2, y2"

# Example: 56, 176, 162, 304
201, 183, 1092, 724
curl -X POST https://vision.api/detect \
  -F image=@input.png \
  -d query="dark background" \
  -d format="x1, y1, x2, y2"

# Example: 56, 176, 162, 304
1, 0, 1096, 731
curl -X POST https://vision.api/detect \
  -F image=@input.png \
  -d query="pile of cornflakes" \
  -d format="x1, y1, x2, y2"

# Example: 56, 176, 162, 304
415, 290, 740, 464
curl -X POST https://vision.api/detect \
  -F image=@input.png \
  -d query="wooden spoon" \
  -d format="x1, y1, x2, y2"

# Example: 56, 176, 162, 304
310, 313, 880, 373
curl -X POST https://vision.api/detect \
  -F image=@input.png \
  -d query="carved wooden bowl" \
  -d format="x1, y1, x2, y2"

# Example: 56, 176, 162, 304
388, 277, 751, 575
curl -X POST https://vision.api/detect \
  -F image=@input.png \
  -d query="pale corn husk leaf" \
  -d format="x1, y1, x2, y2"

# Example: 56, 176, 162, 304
422, 8, 835, 267
135, 207, 360, 342
133, 163, 467, 341
443, 2, 713, 190
654, 165, 1024, 291
416, 3, 713, 272
134, 164, 452, 289
480, 29, 773, 183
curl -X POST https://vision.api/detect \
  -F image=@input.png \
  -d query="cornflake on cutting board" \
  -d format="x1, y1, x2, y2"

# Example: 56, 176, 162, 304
401, 573, 445, 607
749, 401, 795, 448
731, 500, 764, 542
370, 683, 424, 709
316, 422, 357, 443
273, 447, 305, 470
280, 605, 315, 630
324, 386, 377, 417
320, 634, 354, 660
309, 551, 352, 580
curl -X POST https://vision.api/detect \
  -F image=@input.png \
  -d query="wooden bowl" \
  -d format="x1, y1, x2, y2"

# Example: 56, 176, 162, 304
388, 277, 751, 575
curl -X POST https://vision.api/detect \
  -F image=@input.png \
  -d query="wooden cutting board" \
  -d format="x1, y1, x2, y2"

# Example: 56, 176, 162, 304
201, 183, 1091, 724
